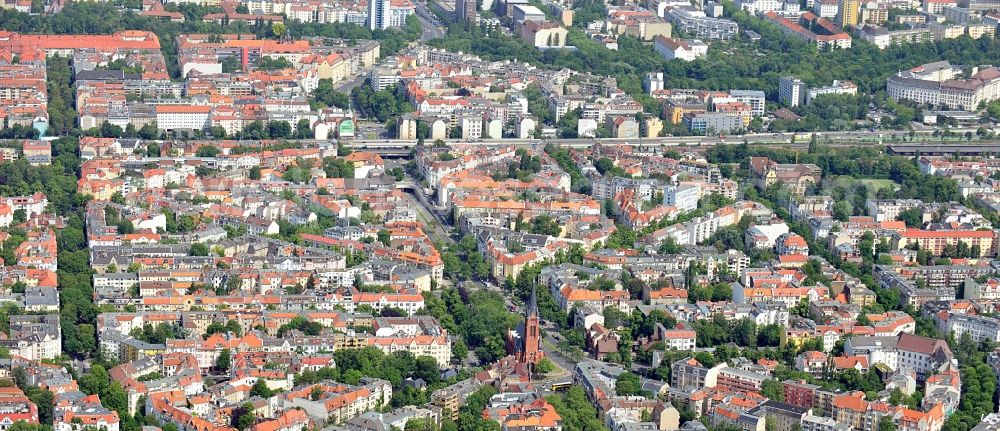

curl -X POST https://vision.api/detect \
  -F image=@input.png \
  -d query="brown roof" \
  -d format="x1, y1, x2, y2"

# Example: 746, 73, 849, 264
896, 333, 949, 356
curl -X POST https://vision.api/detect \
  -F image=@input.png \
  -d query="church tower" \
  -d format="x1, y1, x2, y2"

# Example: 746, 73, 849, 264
518, 287, 543, 364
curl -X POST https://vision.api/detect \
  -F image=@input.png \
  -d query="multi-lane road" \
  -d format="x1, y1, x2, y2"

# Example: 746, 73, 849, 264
341, 130, 991, 151
413, 0, 447, 40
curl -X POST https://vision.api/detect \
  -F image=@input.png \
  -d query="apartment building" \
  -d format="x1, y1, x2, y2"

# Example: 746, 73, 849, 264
664, 6, 739, 40
779, 76, 807, 107
888, 61, 1000, 110
890, 229, 995, 257
670, 357, 727, 391
763, 12, 853, 48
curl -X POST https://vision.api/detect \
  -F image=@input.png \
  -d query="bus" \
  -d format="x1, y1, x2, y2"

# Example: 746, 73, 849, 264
550, 381, 572, 391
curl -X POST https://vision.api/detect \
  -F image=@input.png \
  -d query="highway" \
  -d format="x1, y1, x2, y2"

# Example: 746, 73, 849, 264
334, 132, 1000, 160
413, 0, 446, 40
340, 131, 937, 149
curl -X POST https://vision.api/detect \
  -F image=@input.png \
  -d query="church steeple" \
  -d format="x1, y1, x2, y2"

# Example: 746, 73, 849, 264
519, 286, 542, 364
526, 286, 538, 318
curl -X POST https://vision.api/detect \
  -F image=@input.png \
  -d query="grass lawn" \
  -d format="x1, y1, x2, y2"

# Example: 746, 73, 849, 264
859, 179, 899, 192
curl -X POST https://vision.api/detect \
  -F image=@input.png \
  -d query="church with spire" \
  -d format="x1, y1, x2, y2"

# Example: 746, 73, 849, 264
506, 286, 544, 365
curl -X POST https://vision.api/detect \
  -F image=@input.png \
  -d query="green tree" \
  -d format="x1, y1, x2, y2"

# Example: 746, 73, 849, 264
535, 358, 556, 375
896, 207, 923, 228
215, 349, 231, 372
189, 243, 209, 256
614, 372, 651, 398
195, 145, 221, 157
250, 378, 274, 398
761, 379, 784, 401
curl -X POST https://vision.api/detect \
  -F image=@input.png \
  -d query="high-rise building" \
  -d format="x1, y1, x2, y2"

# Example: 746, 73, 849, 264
836, 0, 859, 27
456, 0, 477, 24
778, 76, 806, 107
367, 0, 390, 30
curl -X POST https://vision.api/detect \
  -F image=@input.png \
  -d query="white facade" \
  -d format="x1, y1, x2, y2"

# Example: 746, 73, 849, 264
730, 90, 766, 117
813, 0, 839, 17
806, 80, 858, 104
779, 76, 806, 107
156, 109, 210, 131
653, 37, 708, 61
182, 61, 222, 77
367, 0, 390, 29
945, 314, 1000, 343
665, 184, 701, 213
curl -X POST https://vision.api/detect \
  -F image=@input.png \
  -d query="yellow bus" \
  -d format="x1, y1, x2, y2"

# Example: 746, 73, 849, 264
551, 381, 571, 391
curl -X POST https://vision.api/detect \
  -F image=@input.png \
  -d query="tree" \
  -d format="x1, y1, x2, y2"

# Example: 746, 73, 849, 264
189, 243, 209, 256
761, 379, 784, 401
896, 207, 923, 228
195, 145, 221, 157
414, 356, 440, 384
267, 121, 292, 138
546, 387, 604, 431
257, 56, 293, 71
232, 402, 255, 431
11, 209, 25, 224
879, 416, 897, 431
452, 339, 468, 363
535, 358, 556, 375
139, 124, 159, 140
100, 382, 128, 416
614, 372, 651, 398
250, 378, 274, 398
832, 201, 851, 222
110, 191, 126, 205
146, 142, 161, 157
310, 386, 323, 401
79, 365, 110, 395
295, 118, 312, 139
594, 158, 615, 175
209, 126, 227, 139
313, 79, 351, 109
271, 22, 287, 38
528, 214, 561, 236
215, 349, 232, 372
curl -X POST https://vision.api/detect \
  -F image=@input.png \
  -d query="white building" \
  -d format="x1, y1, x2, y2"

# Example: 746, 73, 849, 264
512, 4, 545, 23
923, 0, 957, 15
367, 0, 390, 29
887, 61, 1000, 110
460, 114, 484, 139
813, 0, 839, 17
806, 80, 858, 104
653, 36, 708, 61
156, 105, 211, 132
779, 76, 807, 107
729, 90, 766, 117
664, 184, 701, 213
645, 72, 665, 94
745, 222, 790, 249
943, 313, 1000, 344
736, 0, 801, 14
844, 333, 954, 377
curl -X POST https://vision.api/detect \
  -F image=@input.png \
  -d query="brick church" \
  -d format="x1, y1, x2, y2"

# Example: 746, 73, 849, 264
506, 287, 544, 365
